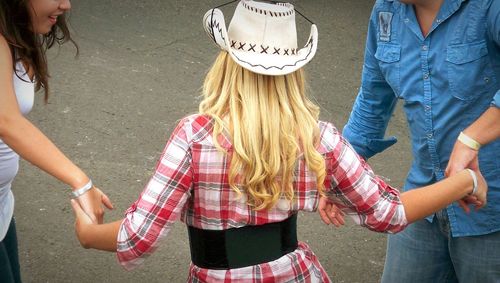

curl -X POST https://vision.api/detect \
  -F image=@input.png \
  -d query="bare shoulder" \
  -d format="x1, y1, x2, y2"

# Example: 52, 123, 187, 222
0, 34, 15, 98
0, 34, 13, 69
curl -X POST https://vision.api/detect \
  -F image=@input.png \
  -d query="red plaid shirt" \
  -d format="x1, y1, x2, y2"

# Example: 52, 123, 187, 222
117, 114, 408, 282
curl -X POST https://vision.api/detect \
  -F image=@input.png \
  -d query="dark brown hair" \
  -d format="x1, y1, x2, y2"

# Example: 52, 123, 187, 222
0, 0, 78, 102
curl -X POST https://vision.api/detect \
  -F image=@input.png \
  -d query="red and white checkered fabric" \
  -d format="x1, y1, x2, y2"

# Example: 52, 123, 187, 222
117, 114, 407, 282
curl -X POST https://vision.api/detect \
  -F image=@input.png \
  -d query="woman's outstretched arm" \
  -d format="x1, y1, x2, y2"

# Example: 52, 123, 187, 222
0, 36, 113, 222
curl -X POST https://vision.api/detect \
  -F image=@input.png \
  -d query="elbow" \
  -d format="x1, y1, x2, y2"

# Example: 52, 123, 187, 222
81, 240, 92, 250
0, 114, 10, 138
0, 113, 23, 139
366, 221, 407, 234
366, 203, 409, 234
77, 236, 92, 249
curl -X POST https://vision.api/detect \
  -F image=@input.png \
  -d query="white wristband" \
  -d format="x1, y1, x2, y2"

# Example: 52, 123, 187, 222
72, 180, 93, 198
458, 132, 481, 151
465, 169, 478, 195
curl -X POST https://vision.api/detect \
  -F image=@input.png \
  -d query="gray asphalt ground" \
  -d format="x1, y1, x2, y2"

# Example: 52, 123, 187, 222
13, 1, 412, 282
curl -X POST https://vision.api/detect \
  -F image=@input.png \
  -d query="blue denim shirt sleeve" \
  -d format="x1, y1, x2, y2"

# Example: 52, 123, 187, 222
343, 3, 398, 159
492, 90, 500, 107
488, 0, 500, 108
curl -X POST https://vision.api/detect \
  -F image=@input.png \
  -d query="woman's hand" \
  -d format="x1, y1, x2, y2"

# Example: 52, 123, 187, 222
445, 139, 482, 213
76, 187, 113, 224
445, 140, 479, 178
70, 199, 95, 248
456, 169, 488, 213
469, 169, 488, 209
318, 196, 345, 227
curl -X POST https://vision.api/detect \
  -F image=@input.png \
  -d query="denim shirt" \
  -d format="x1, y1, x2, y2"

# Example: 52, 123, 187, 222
343, 0, 500, 237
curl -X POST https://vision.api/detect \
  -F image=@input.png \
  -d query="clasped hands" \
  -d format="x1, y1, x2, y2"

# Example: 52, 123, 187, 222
75, 186, 113, 224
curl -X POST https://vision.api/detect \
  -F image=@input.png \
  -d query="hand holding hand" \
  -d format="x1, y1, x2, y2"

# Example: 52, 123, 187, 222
445, 139, 484, 213
76, 186, 113, 223
456, 169, 488, 213
445, 139, 479, 177
318, 196, 345, 227
70, 199, 94, 248
469, 169, 488, 209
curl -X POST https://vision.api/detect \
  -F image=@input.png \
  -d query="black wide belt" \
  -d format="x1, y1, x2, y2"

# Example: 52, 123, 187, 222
187, 214, 298, 269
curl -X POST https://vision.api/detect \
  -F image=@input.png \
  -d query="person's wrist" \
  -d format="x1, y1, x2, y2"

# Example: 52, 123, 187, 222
72, 179, 94, 198
465, 169, 478, 195
69, 173, 91, 191
457, 132, 481, 151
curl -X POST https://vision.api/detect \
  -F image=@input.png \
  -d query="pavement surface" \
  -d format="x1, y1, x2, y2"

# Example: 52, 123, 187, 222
14, 0, 412, 282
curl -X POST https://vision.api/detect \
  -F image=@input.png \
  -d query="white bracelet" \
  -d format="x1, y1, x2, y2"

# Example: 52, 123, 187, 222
465, 169, 478, 195
72, 180, 93, 198
458, 132, 481, 151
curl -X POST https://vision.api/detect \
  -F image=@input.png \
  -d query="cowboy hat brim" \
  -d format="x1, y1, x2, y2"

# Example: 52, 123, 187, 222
203, 8, 318, 76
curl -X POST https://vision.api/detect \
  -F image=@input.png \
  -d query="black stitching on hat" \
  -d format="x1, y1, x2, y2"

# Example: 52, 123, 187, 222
248, 44, 256, 52
273, 47, 280, 54
231, 40, 236, 48
291, 48, 296, 55
238, 42, 246, 50
207, 17, 225, 42
241, 1, 294, 17
284, 49, 289, 55
230, 38, 316, 72
260, 45, 269, 54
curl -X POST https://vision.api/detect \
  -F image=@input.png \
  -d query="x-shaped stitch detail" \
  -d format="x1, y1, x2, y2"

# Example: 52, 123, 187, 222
238, 43, 246, 50
248, 44, 256, 52
273, 48, 280, 55
260, 45, 269, 54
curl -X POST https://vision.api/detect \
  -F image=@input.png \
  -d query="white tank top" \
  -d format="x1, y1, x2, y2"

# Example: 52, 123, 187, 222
0, 62, 34, 241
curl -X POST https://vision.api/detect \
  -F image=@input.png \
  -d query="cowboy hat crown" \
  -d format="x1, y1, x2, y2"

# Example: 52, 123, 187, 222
203, 0, 318, 76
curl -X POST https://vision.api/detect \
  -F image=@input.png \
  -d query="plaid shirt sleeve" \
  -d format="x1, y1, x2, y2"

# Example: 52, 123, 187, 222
116, 117, 193, 270
324, 123, 408, 233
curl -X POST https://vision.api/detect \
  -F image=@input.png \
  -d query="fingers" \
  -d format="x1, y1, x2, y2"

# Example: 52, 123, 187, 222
318, 198, 331, 225
328, 209, 345, 227
101, 192, 114, 210
88, 211, 98, 224
318, 197, 345, 227
457, 199, 470, 214
70, 199, 85, 218
72, 199, 97, 225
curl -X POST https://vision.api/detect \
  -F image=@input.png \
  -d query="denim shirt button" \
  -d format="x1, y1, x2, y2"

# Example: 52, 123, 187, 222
484, 77, 490, 83
423, 73, 429, 80
427, 133, 433, 138
422, 45, 428, 51
436, 19, 442, 23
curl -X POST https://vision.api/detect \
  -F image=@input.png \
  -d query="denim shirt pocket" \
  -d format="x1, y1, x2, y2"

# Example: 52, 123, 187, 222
446, 40, 496, 102
375, 43, 401, 96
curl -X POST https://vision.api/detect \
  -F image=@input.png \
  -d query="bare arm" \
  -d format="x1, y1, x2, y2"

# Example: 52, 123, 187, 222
0, 36, 112, 222
445, 106, 499, 175
461, 107, 499, 146
400, 169, 483, 223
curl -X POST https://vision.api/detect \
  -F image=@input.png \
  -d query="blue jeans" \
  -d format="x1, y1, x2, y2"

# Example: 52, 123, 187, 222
0, 218, 22, 283
381, 210, 500, 283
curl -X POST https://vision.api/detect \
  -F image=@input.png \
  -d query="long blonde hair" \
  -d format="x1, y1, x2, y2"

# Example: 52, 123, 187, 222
200, 52, 325, 210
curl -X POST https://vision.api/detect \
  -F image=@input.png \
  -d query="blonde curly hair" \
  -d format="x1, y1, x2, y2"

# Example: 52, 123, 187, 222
199, 52, 325, 210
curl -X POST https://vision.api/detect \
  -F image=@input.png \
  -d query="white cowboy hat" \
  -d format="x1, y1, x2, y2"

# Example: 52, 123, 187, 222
203, 0, 318, 76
